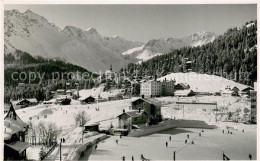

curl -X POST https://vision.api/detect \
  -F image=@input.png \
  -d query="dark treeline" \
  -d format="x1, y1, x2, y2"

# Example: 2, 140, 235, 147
5, 50, 95, 87
4, 50, 97, 103
125, 20, 257, 86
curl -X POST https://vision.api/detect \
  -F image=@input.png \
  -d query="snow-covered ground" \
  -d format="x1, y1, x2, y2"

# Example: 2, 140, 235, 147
12, 95, 252, 160
87, 127, 256, 160
158, 72, 249, 93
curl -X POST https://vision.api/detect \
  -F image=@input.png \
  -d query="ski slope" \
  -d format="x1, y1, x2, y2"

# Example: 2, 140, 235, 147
158, 72, 249, 93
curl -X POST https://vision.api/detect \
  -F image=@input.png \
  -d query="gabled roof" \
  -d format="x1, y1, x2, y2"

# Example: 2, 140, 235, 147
27, 98, 37, 103
11, 99, 30, 106
175, 83, 190, 89
79, 95, 95, 101
4, 103, 27, 140
132, 98, 162, 107
5, 141, 31, 153
83, 122, 100, 127
241, 87, 254, 92
175, 89, 194, 96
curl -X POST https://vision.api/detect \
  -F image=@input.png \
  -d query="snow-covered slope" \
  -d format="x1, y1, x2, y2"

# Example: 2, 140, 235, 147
157, 72, 248, 93
4, 9, 143, 72
123, 31, 216, 62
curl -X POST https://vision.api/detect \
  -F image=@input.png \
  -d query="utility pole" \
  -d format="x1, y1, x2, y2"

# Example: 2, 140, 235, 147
173, 150, 176, 161
82, 126, 84, 143
60, 138, 62, 161
183, 105, 184, 119
215, 103, 218, 123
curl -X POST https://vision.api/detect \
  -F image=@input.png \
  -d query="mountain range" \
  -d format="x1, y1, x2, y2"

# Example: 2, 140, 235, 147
4, 9, 217, 72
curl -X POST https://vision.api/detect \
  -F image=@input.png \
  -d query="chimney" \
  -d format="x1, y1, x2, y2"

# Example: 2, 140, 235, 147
142, 95, 144, 99
123, 109, 125, 113
139, 108, 141, 113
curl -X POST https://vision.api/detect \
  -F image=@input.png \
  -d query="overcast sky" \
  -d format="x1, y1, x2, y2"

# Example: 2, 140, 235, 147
5, 4, 257, 42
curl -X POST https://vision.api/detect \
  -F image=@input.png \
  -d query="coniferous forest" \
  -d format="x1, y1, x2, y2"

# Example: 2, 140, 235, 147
125, 20, 257, 86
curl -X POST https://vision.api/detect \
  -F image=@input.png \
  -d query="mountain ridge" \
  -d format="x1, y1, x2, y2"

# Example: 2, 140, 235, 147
5, 9, 216, 71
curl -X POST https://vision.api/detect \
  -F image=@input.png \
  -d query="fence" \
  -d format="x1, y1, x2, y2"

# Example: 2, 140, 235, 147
40, 142, 58, 160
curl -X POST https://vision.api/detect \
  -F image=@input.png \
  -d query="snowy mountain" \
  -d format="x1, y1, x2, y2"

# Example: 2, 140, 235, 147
4, 9, 143, 72
122, 31, 217, 62
157, 72, 248, 93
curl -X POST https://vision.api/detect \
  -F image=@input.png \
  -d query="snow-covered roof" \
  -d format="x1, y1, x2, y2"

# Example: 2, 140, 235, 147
11, 98, 36, 106
79, 95, 95, 101
221, 90, 235, 94
83, 122, 100, 127
5, 141, 31, 153
66, 89, 76, 93
27, 98, 37, 103
4, 104, 27, 140
175, 89, 194, 96
57, 89, 65, 92
132, 98, 162, 107
175, 83, 190, 89
241, 87, 254, 92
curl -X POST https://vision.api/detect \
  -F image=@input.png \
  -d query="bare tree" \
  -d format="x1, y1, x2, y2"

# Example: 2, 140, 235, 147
74, 111, 90, 127
36, 122, 62, 146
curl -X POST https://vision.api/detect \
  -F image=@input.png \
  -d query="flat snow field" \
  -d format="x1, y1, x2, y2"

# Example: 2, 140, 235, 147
12, 95, 253, 160
87, 127, 256, 161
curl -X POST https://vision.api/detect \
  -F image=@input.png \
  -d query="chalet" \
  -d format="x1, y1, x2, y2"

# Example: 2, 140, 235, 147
221, 86, 239, 96
11, 99, 33, 109
4, 103, 30, 160
79, 96, 95, 104
56, 97, 71, 105
83, 123, 100, 132
175, 89, 195, 97
131, 97, 162, 122
27, 98, 38, 105
240, 87, 254, 96
117, 109, 149, 130
174, 83, 190, 91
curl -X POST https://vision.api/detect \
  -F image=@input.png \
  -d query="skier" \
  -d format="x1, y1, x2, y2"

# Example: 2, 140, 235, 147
191, 141, 194, 144
169, 136, 171, 141
223, 129, 225, 133
116, 140, 118, 144
132, 155, 134, 161
199, 133, 201, 137
187, 134, 189, 139
185, 139, 187, 144
223, 152, 230, 160
166, 141, 168, 147
249, 154, 252, 160
122, 156, 126, 161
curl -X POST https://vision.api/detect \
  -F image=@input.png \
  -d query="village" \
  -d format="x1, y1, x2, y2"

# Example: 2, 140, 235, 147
3, 66, 257, 161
